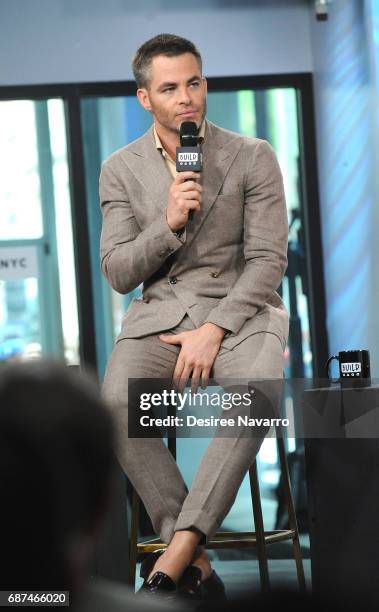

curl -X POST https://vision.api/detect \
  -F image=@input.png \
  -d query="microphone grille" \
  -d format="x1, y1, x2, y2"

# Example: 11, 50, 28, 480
180, 121, 198, 136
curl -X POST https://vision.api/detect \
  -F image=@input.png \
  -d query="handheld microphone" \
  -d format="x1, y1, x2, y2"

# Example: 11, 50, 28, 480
176, 121, 203, 221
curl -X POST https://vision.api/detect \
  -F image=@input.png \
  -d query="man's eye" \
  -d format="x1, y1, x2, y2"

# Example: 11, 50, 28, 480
190, 82, 200, 87
163, 87, 174, 92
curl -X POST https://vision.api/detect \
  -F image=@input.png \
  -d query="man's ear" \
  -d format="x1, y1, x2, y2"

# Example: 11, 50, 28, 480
136, 88, 152, 112
202, 77, 207, 96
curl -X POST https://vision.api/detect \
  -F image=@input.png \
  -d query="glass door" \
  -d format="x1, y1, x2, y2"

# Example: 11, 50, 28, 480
81, 89, 312, 381
0, 99, 79, 364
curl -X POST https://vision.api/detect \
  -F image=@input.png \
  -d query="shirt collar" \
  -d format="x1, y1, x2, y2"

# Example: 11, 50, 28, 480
153, 119, 206, 153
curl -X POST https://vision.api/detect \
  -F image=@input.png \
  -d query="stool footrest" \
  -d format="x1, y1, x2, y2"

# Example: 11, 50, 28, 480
136, 529, 296, 553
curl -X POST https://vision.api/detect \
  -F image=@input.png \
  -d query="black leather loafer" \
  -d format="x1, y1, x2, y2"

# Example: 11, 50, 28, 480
139, 548, 166, 581
136, 570, 177, 601
137, 549, 178, 601
177, 565, 203, 600
177, 566, 227, 603
201, 569, 227, 601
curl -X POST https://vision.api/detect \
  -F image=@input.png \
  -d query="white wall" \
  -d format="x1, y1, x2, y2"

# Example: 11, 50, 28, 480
0, 0, 312, 85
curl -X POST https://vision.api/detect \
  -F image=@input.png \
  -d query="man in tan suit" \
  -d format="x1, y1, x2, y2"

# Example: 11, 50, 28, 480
100, 34, 289, 601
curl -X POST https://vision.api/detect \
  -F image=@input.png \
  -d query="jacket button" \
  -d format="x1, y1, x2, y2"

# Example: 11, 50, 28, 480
169, 276, 178, 284
211, 272, 219, 278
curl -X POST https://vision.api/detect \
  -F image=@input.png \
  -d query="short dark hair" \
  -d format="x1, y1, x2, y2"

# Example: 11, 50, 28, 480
132, 33, 202, 89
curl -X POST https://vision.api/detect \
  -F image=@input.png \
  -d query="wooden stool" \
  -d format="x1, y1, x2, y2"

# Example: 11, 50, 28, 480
127, 422, 306, 592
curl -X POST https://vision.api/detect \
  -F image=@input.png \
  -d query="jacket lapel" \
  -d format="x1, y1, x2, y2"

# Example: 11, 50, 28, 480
124, 120, 243, 248
125, 125, 173, 215
182, 120, 243, 251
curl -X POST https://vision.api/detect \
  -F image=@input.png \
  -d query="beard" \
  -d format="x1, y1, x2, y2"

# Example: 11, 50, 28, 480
151, 98, 207, 135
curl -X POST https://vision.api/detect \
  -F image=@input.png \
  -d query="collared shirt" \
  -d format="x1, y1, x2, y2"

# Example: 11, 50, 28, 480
153, 120, 206, 179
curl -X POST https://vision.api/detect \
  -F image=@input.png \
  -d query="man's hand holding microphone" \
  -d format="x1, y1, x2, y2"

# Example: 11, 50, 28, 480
166, 171, 202, 232
166, 120, 203, 231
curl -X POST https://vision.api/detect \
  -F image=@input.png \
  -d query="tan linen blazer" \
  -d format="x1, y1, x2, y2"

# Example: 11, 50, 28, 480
99, 118, 289, 351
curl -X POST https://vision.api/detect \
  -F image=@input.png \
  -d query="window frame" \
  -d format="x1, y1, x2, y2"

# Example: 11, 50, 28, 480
0, 73, 328, 375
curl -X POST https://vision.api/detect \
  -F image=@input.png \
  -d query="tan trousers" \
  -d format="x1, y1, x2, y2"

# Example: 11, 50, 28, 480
101, 314, 285, 545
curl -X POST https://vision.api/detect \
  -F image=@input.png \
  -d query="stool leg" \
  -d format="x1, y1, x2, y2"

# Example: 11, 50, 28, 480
276, 434, 306, 591
167, 432, 176, 460
128, 487, 140, 588
249, 460, 270, 592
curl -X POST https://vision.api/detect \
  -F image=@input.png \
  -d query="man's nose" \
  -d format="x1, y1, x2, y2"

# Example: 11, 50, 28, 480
177, 87, 192, 105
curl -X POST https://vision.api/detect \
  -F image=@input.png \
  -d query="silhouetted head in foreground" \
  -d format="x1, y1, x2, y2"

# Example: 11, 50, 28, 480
0, 360, 116, 600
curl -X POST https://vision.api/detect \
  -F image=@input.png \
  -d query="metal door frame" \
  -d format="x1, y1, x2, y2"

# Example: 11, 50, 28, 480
0, 73, 328, 376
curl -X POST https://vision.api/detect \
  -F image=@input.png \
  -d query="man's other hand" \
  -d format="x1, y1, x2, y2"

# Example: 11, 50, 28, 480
159, 323, 226, 393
